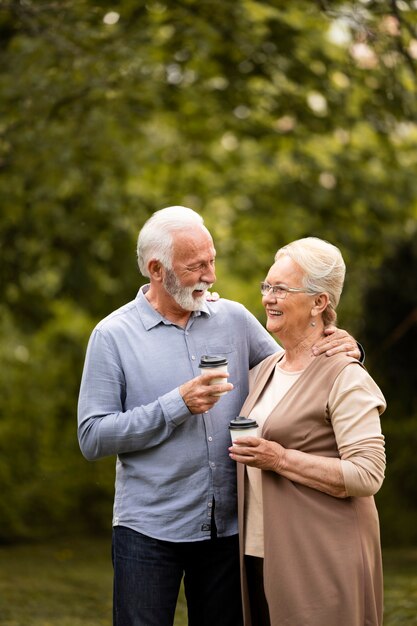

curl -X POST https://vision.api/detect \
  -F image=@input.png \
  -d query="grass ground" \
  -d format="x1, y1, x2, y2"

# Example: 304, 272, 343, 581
0, 537, 416, 625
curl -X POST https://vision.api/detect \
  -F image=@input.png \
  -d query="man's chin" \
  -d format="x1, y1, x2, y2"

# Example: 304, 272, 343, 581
171, 293, 206, 312
191, 293, 207, 309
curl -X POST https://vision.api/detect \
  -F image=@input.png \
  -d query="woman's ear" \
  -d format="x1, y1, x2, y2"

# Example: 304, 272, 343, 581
311, 292, 329, 317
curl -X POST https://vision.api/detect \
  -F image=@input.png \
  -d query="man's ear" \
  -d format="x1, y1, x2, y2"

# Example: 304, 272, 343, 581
148, 259, 164, 282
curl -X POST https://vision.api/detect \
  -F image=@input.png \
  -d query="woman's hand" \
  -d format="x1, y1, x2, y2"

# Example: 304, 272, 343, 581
205, 291, 220, 301
229, 436, 285, 472
230, 436, 348, 497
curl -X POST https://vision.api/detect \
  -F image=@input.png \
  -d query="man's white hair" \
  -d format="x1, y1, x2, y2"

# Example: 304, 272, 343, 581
137, 206, 205, 277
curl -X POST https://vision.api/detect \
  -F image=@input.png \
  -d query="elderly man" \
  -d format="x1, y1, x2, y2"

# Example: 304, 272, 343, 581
78, 206, 359, 626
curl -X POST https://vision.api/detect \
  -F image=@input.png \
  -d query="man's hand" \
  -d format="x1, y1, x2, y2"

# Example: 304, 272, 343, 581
312, 326, 361, 359
180, 372, 233, 414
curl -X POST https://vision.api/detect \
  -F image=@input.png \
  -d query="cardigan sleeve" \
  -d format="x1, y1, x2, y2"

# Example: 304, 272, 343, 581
329, 364, 386, 497
248, 361, 264, 391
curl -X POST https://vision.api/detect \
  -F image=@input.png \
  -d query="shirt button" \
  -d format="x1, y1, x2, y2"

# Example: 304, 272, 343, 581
210, 462, 216, 469
191, 355, 196, 360
208, 436, 213, 442
208, 501, 213, 508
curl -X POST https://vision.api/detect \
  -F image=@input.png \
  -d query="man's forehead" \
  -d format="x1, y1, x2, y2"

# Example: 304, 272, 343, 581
172, 228, 215, 258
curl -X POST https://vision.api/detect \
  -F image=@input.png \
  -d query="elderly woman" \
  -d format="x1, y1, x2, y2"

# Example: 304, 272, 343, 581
229, 237, 386, 626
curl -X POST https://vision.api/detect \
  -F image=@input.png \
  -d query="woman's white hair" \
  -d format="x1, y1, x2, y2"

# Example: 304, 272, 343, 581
137, 206, 205, 277
275, 237, 346, 326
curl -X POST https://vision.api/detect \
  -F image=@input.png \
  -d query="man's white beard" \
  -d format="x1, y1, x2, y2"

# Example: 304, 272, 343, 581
163, 269, 213, 311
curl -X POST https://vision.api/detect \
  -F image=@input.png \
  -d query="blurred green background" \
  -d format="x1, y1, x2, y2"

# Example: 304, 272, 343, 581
1, 0, 417, 558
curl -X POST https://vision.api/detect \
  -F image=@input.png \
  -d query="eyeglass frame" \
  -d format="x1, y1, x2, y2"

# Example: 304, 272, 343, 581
260, 281, 315, 299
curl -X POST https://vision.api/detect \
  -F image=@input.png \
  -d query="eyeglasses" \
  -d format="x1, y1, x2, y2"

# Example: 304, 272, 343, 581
260, 282, 313, 299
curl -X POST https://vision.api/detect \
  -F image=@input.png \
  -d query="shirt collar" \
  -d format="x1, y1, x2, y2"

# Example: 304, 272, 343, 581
135, 284, 211, 330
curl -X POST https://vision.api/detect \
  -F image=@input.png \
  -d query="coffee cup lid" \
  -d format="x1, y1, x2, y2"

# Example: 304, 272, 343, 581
229, 416, 258, 430
199, 355, 228, 368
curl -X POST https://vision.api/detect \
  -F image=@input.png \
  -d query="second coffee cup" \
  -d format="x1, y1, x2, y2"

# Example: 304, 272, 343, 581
229, 416, 259, 443
199, 355, 229, 396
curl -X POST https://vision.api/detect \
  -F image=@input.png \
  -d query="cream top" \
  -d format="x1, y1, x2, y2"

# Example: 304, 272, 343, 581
244, 360, 386, 558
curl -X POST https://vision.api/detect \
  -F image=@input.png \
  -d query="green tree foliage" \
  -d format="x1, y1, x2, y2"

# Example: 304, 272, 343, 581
0, 0, 416, 542
363, 238, 417, 417
362, 239, 417, 545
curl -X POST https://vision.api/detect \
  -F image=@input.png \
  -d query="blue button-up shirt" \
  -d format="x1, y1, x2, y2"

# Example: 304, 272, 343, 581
78, 286, 280, 542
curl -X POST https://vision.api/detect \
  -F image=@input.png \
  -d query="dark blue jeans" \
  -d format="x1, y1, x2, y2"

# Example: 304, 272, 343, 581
112, 526, 243, 626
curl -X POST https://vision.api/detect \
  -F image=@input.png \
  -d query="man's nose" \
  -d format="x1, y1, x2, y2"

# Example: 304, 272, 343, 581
201, 266, 216, 283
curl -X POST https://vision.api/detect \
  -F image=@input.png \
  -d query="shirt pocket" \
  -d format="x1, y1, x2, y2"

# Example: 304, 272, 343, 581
202, 344, 240, 391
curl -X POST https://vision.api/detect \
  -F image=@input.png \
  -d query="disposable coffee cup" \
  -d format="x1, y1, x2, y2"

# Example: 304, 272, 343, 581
229, 416, 259, 443
199, 355, 229, 396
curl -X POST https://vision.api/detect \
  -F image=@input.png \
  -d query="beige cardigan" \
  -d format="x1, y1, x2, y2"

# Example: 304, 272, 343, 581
237, 352, 385, 626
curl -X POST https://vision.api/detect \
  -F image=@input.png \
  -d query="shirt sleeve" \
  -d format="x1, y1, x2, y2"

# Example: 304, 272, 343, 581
329, 364, 386, 497
77, 328, 191, 461
244, 307, 282, 369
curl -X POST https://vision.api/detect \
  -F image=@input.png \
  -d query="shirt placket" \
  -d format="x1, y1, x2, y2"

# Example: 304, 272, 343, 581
185, 317, 217, 536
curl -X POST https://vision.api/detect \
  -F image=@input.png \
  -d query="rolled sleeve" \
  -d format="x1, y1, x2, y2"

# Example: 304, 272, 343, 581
160, 387, 191, 427
329, 364, 386, 497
